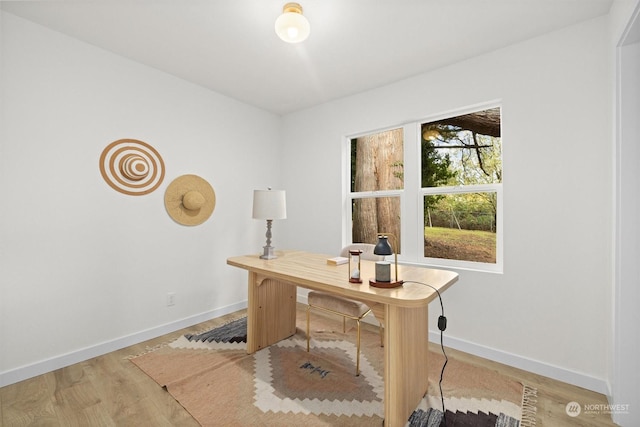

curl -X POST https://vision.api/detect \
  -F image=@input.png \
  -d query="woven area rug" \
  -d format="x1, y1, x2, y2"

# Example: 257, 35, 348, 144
130, 315, 536, 426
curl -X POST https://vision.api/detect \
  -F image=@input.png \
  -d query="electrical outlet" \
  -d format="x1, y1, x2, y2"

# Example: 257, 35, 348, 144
167, 292, 176, 306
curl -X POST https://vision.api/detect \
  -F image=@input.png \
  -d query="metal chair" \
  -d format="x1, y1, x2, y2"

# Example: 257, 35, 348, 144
306, 244, 383, 375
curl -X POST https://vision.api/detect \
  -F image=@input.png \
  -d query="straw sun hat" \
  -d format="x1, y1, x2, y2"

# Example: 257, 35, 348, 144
164, 174, 216, 226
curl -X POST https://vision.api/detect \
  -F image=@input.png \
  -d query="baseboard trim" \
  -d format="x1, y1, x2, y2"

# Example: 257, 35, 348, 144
0, 301, 247, 388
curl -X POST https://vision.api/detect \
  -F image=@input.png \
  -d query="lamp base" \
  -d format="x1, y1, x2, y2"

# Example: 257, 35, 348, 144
260, 246, 277, 260
369, 279, 404, 288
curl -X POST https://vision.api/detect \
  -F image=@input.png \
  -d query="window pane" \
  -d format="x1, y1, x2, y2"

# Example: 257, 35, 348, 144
424, 193, 496, 263
351, 128, 404, 192
352, 197, 401, 254
421, 108, 501, 188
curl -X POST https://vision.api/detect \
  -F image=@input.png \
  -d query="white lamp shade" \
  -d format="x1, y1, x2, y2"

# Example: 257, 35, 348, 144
275, 10, 310, 43
252, 189, 287, 220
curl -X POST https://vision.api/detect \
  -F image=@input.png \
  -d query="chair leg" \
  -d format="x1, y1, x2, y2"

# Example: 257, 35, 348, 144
306, 303, 370, 376
306, 306, 311, 352
356, 319, 361, 376
379, 322, 384, 347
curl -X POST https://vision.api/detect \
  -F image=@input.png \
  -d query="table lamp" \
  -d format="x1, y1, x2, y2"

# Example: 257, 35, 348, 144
252, 188, 287, 259
369, 233, 403, 288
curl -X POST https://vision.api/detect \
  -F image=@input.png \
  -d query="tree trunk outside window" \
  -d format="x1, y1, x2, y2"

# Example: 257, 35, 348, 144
352, 129, 402, 252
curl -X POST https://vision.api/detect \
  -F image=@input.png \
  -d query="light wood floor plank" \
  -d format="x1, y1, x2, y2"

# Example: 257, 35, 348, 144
0, 305, 617, 426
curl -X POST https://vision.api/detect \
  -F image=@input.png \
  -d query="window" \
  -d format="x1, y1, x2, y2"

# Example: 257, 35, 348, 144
345, 105, 502, 272
349, 128, 403, 252
421, 107, 502, 269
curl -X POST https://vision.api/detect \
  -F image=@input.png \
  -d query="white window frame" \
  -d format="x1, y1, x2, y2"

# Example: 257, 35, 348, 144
342, 124, 407, 256
420, 184, 503, 273
343, 102, 503, 274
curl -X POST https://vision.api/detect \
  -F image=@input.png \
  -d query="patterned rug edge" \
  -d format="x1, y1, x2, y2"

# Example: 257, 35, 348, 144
124, 314, 247, 360
520, 385, 538, 427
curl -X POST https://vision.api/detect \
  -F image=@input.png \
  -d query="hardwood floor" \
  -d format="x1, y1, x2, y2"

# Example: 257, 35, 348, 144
1, 305, 617, 426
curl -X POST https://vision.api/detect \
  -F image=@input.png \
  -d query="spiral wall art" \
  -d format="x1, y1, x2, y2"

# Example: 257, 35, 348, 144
99, 139, 165, 196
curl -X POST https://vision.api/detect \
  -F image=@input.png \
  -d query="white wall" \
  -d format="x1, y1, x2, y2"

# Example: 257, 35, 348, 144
0, 12, 281, 385
281, 16, 613, 393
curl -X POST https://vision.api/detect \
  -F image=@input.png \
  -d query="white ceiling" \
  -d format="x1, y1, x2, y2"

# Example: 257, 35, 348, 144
1, 0, 613, 115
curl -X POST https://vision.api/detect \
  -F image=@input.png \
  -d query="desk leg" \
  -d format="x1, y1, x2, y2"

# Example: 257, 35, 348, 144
384, 304, 429, 427
246, 272, 297, 354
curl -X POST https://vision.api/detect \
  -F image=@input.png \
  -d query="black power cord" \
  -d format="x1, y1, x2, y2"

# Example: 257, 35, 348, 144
404, 281, 448, 427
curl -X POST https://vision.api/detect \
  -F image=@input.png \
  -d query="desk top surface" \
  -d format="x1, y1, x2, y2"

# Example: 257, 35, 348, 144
227, 250, 458, 308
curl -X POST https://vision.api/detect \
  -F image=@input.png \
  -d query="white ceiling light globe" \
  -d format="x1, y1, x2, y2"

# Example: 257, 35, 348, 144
275, 4, 310, 43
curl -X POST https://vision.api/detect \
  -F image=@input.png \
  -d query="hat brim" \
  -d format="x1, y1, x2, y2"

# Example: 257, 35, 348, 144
164, 174, 216, 226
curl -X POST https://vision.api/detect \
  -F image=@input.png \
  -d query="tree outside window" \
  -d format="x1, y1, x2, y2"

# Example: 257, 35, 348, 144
350, 128, 403, 252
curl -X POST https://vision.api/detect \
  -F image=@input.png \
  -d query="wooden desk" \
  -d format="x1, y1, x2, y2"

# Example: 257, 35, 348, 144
227, 250, 458, 427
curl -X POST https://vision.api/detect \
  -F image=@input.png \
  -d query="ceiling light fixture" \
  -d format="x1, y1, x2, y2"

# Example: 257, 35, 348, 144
275, 2, 310, 43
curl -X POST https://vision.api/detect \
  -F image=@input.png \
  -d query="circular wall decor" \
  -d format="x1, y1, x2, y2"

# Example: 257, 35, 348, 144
99, 139, 165, 196
164, 174, 216, 226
